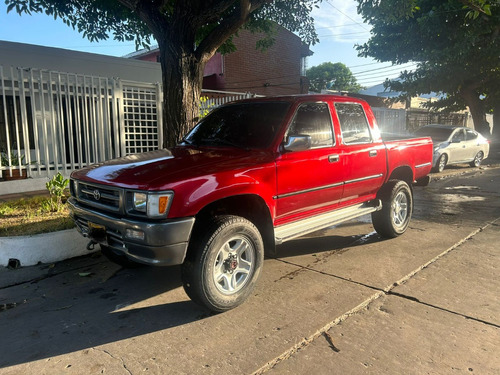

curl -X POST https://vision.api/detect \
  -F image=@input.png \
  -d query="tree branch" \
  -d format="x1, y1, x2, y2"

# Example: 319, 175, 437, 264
195, 0, 271, 61
116, 0, 168, 37
457, 0, 490, 15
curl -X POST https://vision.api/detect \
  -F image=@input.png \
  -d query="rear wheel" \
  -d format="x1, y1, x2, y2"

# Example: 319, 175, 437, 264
372, 180, 413, 238
470, 151, 484, 167
181, 215, 264, 312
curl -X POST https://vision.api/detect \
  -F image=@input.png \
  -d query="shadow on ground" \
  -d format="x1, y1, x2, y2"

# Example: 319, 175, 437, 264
0, 254, 211, 368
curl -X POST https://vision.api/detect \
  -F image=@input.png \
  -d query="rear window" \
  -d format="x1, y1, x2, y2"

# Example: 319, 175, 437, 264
335, 103, 372, 144
183, 102, 290, 149
414, 127, 453, 142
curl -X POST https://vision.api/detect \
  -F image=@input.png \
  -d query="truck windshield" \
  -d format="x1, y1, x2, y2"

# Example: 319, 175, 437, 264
414, 127, 454, 142
182, 102, 291, 149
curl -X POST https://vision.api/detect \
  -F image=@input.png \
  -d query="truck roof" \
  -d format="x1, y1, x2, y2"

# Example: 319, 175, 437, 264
232, 94, 369, 106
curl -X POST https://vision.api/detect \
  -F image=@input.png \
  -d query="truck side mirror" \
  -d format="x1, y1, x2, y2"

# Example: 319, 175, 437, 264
283, 135, 312, 152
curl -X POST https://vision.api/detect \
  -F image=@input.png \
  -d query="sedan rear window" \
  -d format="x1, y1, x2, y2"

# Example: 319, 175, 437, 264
414, 127, 453, 142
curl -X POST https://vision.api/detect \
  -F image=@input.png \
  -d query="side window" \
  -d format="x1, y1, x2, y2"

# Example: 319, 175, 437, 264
466, 129, 477, 141
452, 129, 465, 142
335, 103, 372, 144
287, 102, 334, 148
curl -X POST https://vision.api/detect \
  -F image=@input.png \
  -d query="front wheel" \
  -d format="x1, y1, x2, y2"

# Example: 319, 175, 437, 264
372, 180, 413, 238
470, 151, 484, 168
181, 215, 264, 312
434, 154, 447, 173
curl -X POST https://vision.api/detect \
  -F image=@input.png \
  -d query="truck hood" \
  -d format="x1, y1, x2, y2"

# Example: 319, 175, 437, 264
71, 147, 274, 190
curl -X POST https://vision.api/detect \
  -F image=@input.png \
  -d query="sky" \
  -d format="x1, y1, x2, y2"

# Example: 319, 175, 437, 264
0, 0, 416, 88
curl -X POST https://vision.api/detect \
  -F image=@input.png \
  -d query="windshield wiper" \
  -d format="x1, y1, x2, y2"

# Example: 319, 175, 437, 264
180, 137, 197, 147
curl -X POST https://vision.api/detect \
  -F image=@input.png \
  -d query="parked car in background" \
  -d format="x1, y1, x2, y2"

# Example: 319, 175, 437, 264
414, 125, 489, 172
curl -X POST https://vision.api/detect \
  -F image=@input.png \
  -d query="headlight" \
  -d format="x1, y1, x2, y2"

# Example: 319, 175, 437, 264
131, 191, 173, 218
133, 193, 147, 212
433, 145, 440, 153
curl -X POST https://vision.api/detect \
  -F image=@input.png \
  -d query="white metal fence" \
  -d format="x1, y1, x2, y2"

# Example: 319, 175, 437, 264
0, 66, 260, 183
0, 65, 162, 180
371, 107, 407, 135
200, 89, 262, 116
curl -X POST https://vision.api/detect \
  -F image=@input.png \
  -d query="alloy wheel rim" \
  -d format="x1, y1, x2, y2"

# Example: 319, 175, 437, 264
213, 236, 255, 295
392, 191, 408, 227
439, 156, 446, 171
474, 152, 483, 167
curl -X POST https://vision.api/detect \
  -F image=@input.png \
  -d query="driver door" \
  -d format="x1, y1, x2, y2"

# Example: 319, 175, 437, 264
275, 102, 344, 226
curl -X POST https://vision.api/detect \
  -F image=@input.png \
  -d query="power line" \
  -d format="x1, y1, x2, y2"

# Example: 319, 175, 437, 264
315, 23, 361, 30
324, 0, 369, 31
347, 61, 386, 69
353, 63, 417, 76
318, 31, 371, 38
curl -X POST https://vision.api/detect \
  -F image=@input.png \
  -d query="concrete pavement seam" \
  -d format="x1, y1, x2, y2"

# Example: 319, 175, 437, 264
252, 218, 499, 374
387, 290, 500, 329
251, 289, 386, 375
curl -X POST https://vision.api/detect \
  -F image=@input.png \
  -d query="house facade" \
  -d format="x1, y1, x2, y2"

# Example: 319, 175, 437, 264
126, 26, 312, 96
0, 41, 167, 193
0, 34, 294, 194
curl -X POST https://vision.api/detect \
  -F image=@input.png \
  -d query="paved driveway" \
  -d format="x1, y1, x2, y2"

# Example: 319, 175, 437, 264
1, 166, 499, 374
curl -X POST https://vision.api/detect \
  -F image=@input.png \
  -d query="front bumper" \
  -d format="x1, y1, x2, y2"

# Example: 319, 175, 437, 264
68, 197, 195, 266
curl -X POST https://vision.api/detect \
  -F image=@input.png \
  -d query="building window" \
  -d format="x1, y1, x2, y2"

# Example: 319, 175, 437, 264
300, 56, 308, 76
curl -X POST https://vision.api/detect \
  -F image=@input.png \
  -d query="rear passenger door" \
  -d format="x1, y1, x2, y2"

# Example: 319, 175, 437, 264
464, 129, 481, 161
275, 102, 344, 225
448, 129, 467, 163
333, 102, 386, 207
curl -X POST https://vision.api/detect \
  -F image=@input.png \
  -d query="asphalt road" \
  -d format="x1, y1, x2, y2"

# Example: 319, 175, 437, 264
1, 163, 499, 375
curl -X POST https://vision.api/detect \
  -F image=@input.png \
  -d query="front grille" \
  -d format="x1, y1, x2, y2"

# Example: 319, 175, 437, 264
76, 181, 122, 213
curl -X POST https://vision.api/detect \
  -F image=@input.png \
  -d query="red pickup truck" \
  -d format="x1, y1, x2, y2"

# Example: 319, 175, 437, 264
68, 94, 433, 312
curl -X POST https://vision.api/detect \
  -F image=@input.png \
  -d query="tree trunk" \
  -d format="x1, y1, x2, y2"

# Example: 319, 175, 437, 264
460, 87, 489, 136
158, 40, 206, 148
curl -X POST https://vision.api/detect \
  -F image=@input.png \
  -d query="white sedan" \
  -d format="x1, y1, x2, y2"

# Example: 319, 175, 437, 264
414, 125, 490, 173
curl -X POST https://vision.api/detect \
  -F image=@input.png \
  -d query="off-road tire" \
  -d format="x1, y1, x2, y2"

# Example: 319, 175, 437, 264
181, 215, 264, 312
371, 180, 413, 238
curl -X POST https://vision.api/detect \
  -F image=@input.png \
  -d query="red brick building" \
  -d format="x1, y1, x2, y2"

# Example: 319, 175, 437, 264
126, 26, 312, 96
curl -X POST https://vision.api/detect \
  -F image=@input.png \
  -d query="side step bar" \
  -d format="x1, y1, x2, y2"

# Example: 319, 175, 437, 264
274, 200, 381, 245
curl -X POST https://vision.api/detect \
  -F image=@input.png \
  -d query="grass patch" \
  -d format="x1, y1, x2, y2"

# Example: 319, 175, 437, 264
0, 195, 75, 237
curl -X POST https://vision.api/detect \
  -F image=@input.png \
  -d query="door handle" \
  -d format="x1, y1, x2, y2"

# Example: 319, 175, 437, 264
328, 154, 340, 163
369, 150, 378, 157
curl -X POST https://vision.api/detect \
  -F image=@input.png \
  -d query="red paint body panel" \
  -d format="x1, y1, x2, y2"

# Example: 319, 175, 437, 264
70, 94, 433, 227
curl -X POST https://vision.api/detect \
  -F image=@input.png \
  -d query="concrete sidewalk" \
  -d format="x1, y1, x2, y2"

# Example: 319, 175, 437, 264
266, 220, 500, 374
0, 153, 499, 374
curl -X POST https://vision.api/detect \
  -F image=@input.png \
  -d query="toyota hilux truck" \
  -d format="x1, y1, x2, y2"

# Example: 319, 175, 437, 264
68, 94, 433, 312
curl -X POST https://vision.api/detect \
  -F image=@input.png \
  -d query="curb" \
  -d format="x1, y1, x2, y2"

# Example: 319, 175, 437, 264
0, 228, 97, 267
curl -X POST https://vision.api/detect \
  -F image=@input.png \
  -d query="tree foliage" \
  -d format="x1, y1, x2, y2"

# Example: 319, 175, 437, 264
356, 0, 500, 137
306, 62, 362, 93
5, 0, 321, 146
